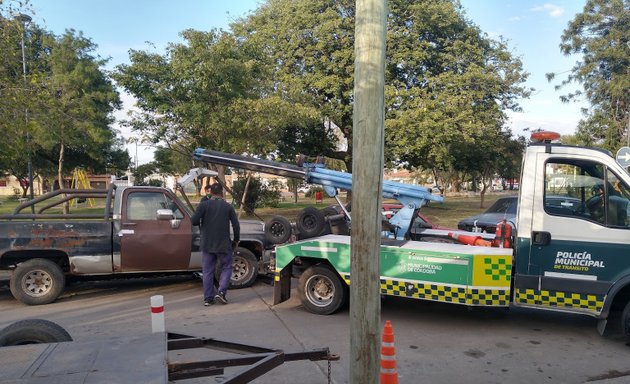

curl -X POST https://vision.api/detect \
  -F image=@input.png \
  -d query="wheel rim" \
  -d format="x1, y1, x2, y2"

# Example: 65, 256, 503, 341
231, 256, 249, 281
301, 214, 317, 230
270, 222, 286, 238
305, 274, 335, 307
21, 269, 53, 297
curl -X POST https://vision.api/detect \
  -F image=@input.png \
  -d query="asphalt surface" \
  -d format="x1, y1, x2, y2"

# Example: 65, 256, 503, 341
1, 272, 630, 383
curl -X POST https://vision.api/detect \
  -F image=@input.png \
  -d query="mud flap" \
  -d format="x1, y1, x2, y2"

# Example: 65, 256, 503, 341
597, 318, 607, 336
273, 260, 293, 305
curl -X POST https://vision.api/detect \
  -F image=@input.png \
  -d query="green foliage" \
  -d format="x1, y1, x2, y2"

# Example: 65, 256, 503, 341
113, 29, 279, 163
232, 0, 530, 176
231, 176, 282, 214
0, 4, 126, 193
132, 162, 158, 186
384, 0, 530, 180
146, 179, 164, 187
548, 0, 630, 152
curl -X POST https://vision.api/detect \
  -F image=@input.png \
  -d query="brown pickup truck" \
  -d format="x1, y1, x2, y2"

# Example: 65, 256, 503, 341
0, 184, 273, 305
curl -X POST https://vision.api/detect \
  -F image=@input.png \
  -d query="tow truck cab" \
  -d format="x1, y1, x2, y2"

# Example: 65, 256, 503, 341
513, 138, 630, 333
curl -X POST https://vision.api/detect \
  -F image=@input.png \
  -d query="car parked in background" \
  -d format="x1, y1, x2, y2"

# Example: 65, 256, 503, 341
458, 194, 588, 234
457, 196, 517, 234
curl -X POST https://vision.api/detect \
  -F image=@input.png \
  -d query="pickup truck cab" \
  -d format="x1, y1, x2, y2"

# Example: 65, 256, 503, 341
0, 184, 272, 305
272, 132, 630, 341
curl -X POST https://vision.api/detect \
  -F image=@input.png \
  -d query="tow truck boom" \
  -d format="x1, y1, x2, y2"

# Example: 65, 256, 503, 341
193, 148, 443, 240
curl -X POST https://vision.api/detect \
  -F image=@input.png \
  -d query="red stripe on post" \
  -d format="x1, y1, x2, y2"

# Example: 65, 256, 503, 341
151, 306, 164, 314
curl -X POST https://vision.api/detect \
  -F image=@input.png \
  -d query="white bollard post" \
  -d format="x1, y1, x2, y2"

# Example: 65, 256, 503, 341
150, 295, 165, 333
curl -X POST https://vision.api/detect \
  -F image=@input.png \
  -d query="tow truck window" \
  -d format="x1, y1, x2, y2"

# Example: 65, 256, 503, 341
127, 192, 184, 220
544, 161, 630, 228
605, 171, 630, 227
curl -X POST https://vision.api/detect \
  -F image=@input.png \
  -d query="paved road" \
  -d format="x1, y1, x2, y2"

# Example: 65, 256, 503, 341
1, 274, 629, 384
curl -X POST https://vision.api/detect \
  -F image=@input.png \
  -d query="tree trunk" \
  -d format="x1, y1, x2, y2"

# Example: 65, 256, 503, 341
238, 174, 252, 219
57, 143, 68, 214
479, 181, 490, 209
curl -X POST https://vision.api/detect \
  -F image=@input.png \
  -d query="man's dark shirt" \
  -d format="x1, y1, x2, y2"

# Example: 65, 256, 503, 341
191, 197, 240, 253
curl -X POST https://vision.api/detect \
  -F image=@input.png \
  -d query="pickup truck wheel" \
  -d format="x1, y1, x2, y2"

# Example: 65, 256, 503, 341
223, 247, 258, 289
264, 216, 292, 244
0, 319, 72, 346
10, 259, 65, 305
298, 265, 347, 315
622, 300, 630, 342
296, 207, 326, 238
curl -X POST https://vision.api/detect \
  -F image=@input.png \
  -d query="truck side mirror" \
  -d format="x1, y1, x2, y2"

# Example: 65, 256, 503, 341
157, 209, 181, 229
157, 209, 174, 220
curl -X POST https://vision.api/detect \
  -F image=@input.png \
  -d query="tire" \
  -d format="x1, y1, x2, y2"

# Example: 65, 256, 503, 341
319, 207, 340, 235
296, 207, 326, 239
298, 265, 347, 315
217, 247, 258, 289
264, 215, 292, 244
0, 319, 72, 346
10, 258, 65, 305
622, 300, 630, 343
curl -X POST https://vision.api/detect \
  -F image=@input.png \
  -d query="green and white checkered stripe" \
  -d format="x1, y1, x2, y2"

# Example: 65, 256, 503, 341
515, 288, 604, 314
343, 274, 509, 306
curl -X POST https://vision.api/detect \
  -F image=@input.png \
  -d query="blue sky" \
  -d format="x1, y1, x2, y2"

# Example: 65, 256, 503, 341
26, 0, 587, 165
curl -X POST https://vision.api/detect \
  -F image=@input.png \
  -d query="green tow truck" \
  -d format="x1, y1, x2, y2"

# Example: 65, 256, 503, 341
271, 132, 630, 341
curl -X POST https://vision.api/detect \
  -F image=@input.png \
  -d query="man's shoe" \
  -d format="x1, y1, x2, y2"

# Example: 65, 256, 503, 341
215, 292, 228, 304
204, 299, 215, 306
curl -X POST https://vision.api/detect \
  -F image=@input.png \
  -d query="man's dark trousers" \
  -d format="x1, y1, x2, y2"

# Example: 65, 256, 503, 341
202, 250, 233, 301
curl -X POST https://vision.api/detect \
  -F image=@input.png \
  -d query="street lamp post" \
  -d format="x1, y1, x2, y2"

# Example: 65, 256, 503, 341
16, 13, 35, 212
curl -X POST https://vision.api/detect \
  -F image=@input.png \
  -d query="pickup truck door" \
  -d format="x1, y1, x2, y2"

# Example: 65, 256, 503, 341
119, 189, 192, 271
520, 155, 630, 315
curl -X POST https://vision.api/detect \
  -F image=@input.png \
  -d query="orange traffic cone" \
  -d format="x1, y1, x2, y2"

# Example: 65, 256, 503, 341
380, 320, 398, 384
448, 232, 492, 247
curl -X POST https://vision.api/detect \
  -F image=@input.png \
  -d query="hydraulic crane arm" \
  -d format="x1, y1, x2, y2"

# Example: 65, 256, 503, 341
193, 148, 444, 240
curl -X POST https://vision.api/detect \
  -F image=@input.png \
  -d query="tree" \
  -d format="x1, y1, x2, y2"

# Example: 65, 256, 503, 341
0, 8, 45, 196
231, 0, 531, 174
31, 29, 122, 196
113, 30, 298, 186
0, 4, 126, 197
547, 0, 630, 152
384, 0, 530, 186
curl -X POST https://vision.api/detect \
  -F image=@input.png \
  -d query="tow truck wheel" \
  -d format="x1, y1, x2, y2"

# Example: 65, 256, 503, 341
296, 207, 326, 238
10, 258, 65, 305
0, 319, 72, 346
264, 215, 292, 244
222, 247, 258, 289
298, 265, 347, 315
622, 300, 630, 342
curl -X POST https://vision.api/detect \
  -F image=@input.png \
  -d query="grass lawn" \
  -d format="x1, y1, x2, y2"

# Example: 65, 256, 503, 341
0, 191, 517, 229
241, 192, 517, 229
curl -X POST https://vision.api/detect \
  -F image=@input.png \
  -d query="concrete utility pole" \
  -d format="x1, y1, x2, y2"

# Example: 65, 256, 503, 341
350, 0, 387, 383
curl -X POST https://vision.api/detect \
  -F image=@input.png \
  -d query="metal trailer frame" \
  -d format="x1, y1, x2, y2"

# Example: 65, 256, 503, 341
0, 329, 339, 384
167, 332, 339, 383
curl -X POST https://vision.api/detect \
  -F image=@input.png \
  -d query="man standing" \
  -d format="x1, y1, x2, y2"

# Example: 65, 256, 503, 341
191, 183, 240, 306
